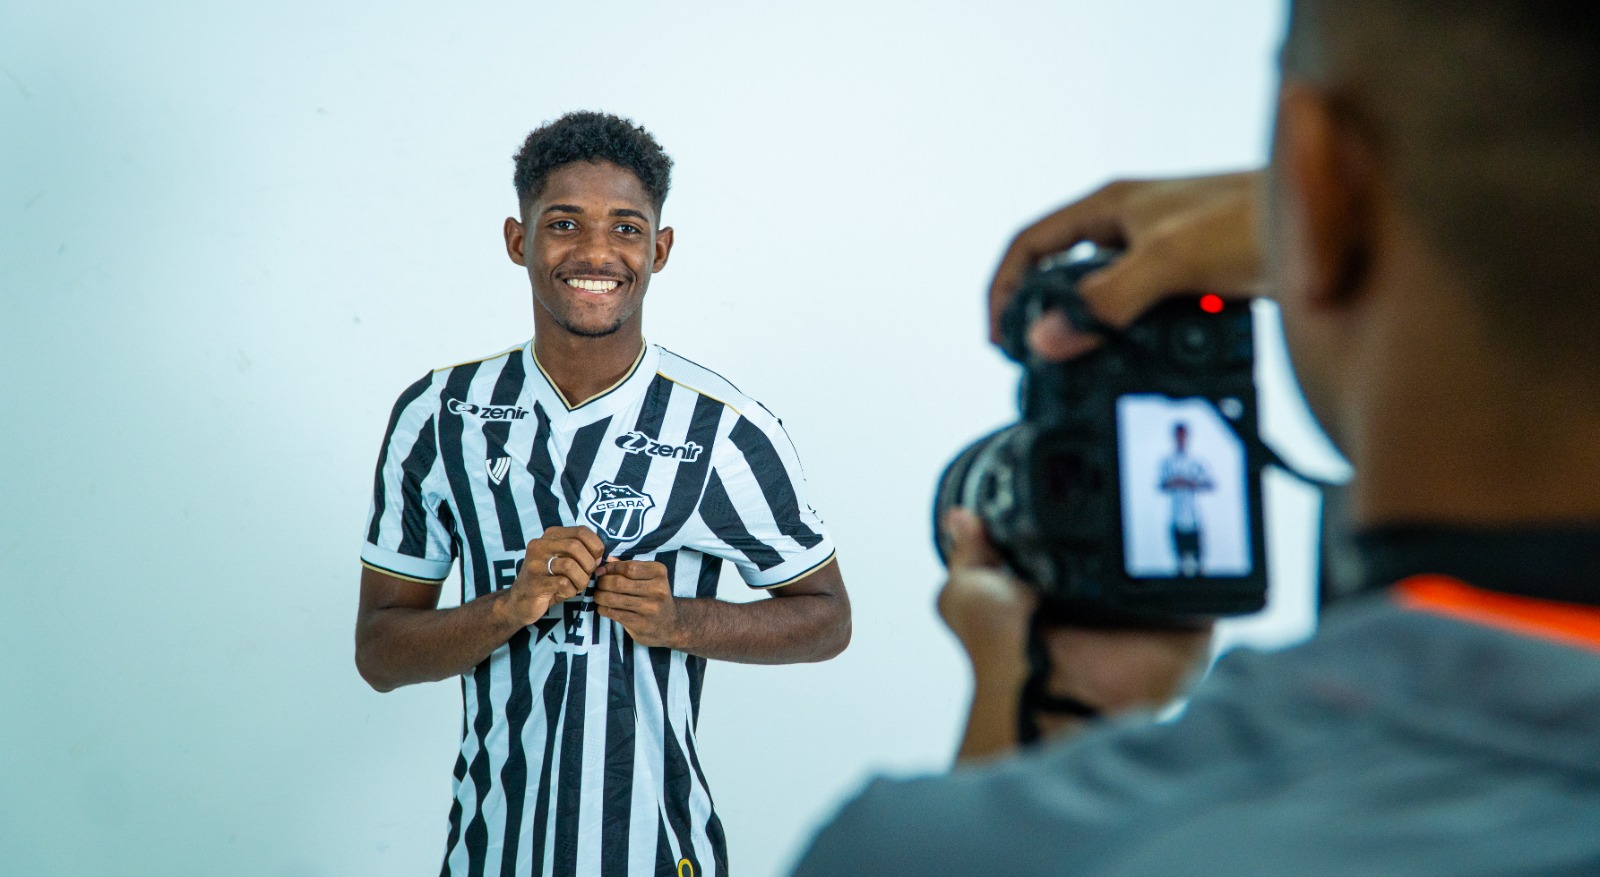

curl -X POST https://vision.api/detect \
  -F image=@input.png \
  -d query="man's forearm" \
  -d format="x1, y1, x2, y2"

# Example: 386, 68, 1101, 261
356, 591, 528, 691
668, 592, 850, 664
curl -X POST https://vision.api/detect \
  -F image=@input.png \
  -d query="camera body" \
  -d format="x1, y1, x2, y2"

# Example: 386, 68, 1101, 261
935, 247, 1268, 623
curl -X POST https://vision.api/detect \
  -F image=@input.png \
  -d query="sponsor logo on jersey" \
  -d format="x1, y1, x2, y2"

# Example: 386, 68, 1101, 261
585, 481, 656, 541
485, 456, 511, 485
446, 398, 529, 421
614, 430, 704, 462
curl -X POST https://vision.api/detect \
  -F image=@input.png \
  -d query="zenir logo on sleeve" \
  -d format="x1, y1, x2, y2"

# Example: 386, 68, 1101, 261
447, 398, 529, 421
585, 481, 657, 541
614, 430, 704, 462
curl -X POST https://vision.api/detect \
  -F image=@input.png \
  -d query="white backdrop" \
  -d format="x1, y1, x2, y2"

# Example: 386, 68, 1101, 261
1, 2, 1345, 875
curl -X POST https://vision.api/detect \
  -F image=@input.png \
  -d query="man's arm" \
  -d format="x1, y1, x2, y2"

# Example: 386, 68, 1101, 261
354, 526, 604, 691
592, 557, 850, 664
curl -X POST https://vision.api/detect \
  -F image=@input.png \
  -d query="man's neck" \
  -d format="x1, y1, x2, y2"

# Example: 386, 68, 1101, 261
531, 322, 646, 409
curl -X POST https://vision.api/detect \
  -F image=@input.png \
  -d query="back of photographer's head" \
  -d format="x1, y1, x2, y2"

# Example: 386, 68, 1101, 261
1269, 1, 1600, 523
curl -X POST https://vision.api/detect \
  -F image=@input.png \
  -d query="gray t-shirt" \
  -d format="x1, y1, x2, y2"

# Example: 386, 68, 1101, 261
792, 595, 1600, 876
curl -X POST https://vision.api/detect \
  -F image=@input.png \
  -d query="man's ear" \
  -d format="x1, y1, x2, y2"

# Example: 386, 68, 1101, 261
1276, 84, 1378, 309
652, 226, 674, 273
504, 216, 527, 266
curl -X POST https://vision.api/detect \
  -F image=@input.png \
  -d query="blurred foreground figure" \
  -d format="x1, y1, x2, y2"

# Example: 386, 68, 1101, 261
795, 2, 1600, 874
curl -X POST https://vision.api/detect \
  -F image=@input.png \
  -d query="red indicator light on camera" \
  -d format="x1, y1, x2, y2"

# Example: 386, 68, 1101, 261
1199, 294, 1224, 314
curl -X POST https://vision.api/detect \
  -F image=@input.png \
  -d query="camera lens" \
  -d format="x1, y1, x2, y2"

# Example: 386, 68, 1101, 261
932, 426, 1015, 565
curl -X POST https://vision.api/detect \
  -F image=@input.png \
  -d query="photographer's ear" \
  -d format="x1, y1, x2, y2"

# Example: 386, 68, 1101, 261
1273, 84, 1380, 311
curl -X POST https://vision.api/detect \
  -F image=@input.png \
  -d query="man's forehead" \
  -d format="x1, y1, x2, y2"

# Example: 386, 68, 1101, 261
536, 161, 656, 218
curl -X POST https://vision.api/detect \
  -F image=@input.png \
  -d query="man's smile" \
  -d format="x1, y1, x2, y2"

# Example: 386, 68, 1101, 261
563, 276, 623, 294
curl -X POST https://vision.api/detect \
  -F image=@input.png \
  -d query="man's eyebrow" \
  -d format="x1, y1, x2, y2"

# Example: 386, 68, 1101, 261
538, 205, 651, 224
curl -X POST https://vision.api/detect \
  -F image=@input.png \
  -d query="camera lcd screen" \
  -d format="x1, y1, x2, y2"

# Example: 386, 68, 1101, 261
1116, 394, 1252, 579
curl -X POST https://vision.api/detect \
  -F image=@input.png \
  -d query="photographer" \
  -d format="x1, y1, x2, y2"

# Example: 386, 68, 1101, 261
793, 1, 1600, 873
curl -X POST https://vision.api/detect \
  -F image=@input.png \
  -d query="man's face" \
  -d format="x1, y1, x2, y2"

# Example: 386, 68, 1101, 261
505, 160, 673, 339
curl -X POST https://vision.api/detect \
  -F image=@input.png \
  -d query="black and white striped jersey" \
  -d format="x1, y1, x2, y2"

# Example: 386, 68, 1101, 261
362, 341, 835, 877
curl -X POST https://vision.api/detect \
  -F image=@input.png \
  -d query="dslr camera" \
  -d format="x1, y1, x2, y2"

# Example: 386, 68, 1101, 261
934, 245, 1269, 624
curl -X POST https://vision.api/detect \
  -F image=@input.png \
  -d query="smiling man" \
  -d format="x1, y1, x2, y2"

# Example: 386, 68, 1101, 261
355, 111, 850, 877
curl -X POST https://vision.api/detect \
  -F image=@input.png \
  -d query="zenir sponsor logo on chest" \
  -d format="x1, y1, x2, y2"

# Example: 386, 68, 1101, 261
615, 430, 703, 462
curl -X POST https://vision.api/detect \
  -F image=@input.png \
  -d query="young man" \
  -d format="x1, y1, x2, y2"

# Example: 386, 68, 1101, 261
795, 1, 1600, 873
1158, 423, 1213, 576
356, 112, 850, 877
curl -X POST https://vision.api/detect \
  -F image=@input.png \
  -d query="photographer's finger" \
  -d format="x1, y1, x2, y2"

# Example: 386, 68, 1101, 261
942, 508, 1002, 569
1026, 311, 1102, 362
988, 188, 1133, 343
1074, 239, 1187, 329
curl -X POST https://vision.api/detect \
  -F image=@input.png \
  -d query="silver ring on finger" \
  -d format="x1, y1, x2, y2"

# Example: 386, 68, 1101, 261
546, 555, 558, 576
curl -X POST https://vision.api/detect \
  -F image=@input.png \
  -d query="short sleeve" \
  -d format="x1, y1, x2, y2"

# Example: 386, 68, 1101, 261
361, 372, 456, 583
694, 407, 835, 587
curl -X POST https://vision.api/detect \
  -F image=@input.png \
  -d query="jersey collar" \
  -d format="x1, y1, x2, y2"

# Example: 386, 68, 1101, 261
523, 339, 659, 424
1354, 524, 1600, 607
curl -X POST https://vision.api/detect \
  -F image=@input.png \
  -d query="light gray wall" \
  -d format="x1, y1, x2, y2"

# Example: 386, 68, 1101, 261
1, 2, 1340, 875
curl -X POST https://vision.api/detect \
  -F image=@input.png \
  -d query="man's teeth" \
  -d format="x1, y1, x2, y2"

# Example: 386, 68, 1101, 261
566, 279, 620, 292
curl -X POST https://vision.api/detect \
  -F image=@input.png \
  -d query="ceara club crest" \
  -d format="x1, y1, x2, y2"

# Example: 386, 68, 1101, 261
585, 481, 656, 542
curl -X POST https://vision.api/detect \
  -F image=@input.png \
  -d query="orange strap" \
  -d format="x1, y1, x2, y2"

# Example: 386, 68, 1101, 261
1393, 574, 1600, 654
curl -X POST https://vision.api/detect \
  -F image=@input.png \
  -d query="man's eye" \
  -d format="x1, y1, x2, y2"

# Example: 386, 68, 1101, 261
550, 219, 578, 231
615, 223, 641, 235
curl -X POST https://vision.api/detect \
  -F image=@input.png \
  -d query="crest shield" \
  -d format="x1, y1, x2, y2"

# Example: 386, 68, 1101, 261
585, 481, 657, 542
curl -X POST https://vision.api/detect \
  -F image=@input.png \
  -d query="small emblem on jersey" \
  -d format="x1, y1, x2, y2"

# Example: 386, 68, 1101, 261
485, 456, 511, 485
447, 398, 529, 421
586, 481, 656, 541
615, 430, 704, 462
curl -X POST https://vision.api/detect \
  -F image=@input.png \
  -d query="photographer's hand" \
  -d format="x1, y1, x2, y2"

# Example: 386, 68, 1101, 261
988, 171, 1267, 360
939, 510, 1215, 765
937, 509, 1036, 764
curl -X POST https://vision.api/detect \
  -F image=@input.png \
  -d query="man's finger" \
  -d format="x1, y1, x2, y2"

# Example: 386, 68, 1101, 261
1026, 310, 1103, 362
942, 508, 1003, 570
1074, 237, 1188, 329
596, 605, 648, 629
595, 573, 664, 597
546, 556, 591, 594
554, 537, 600, 572
595, 560, 666, 581
593, 589, 650, 613
988, 187, 1131, 344
543, 525, 606, 560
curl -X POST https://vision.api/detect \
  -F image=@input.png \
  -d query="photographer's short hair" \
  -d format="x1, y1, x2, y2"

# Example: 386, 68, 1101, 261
513, 111, 673, 218
1282, 2, 1600, 368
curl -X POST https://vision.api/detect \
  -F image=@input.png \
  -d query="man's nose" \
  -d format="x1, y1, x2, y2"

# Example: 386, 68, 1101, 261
572, 226, 614, 265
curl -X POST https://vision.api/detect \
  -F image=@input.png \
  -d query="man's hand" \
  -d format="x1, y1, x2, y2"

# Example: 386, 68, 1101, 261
593, 558, 680, 648
988, 171, 1266, 361
938, 509, 1213, 763
506, 525, 605, 626
937, 509, 1038, 763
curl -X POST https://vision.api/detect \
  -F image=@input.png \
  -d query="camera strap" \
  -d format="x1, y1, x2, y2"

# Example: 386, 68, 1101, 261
1017, 611, 1103, 746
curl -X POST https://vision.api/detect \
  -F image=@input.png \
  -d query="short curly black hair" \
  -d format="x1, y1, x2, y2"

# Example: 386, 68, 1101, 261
513, 111, 673, 218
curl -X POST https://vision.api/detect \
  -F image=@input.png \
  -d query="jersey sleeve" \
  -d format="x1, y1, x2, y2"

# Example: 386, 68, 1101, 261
361, 372, 456, 583
693, 406, 835, 588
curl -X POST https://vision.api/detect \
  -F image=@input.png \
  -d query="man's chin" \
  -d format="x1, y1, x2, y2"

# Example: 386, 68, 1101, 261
558, 318, 627, 339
